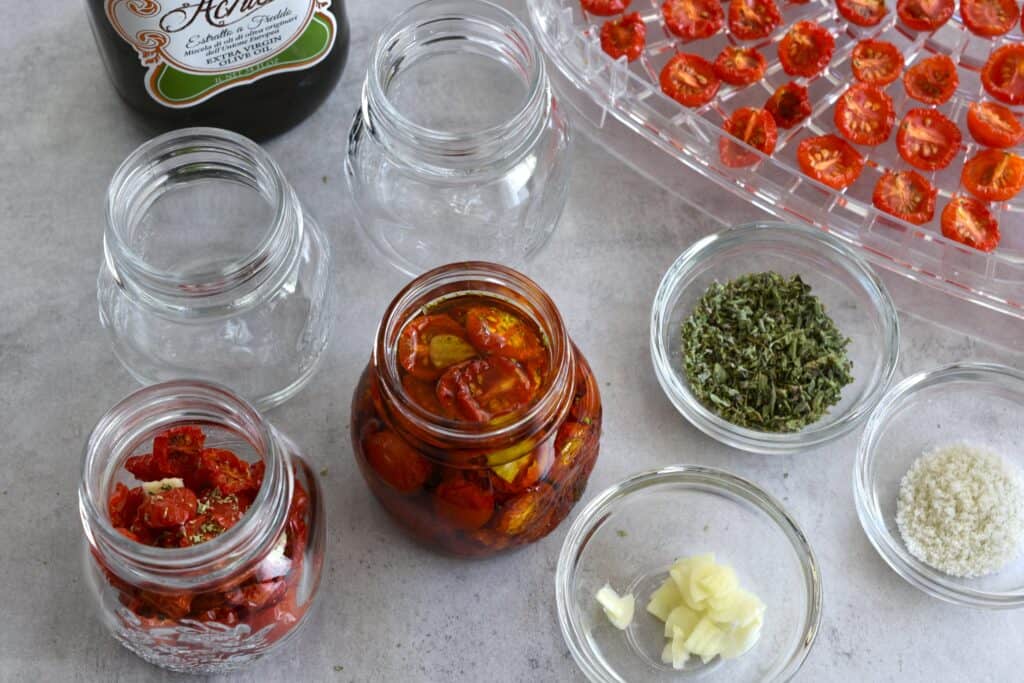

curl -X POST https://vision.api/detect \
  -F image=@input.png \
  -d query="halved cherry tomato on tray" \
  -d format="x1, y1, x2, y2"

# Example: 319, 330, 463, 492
779, 21, 835, 78
363, 430, 432, 493
903, 55, 958, 105
873, 170, 937, 225
962, 149, 1024, 202
851, 40, 904, 87
896, 108, 961, 171
719, 107, 778, 167
834, 84, 895, 146
837, 0, 889, 26
433, 474, 495, 531
896, 0, 954, 30
600, 13, 646, 62
662, 0, 724, 40
765, 82, 811, 129
797, 134, 865, 189
465, 306, 544, 361
660, 53, 720, 107
727, 0, 781, 40
399, 314, 475, 381
982, 45, 1024, 106
437, 357, 535, 423
941, 196, 1001, 252
960, 0, 1019, 37
138, 487, 199, 529
581, 0, 632, 16
967, 102, 1024, 148
714, 46, 766, 86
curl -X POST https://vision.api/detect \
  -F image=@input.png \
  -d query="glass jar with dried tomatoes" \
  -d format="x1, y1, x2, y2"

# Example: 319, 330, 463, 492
351, 263, 602, 557
78, 381, 325, 673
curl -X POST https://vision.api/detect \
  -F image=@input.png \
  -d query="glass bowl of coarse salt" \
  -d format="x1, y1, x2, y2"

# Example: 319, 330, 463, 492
855, 362, 1024, 609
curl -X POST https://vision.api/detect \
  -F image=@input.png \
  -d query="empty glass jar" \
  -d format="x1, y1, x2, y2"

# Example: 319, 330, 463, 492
98, 128, 333, 409
345, 0, 572, 275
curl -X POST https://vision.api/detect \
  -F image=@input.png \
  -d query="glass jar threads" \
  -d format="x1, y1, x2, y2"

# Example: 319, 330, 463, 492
345, 0, 572, 276
78, 381, 325, 673
98, 128, 333, 410
351, 262, 602, 557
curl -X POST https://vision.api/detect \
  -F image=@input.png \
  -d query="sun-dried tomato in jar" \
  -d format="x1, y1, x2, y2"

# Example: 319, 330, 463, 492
351, 262, 602, 558
78, 381, 324, 673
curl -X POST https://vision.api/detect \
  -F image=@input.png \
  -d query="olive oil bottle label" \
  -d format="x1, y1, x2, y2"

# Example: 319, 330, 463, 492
105, 0, 337, 107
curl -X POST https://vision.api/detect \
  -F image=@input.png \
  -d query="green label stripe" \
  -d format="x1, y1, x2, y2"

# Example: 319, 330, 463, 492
153, 14, 333, 104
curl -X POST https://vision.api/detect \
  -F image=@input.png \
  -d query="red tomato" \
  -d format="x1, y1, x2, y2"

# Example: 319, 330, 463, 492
713, 46, 767, 86
137, 590, 193, 619
437, 357, 535, 422
124, 453, 162, 481
873, 170, 937, 224
837, 0, 889, 26
778, 21, 835, 78
961, 149, 1024, 202
581, 0, 631, 16
362, 430, 432, 493
108, 483, 145, 528
851, 40, 904, 87
719, 107, 778, 167
660, 53, 720, 107
834, 84, 895, 146
896, 108, 962, 171
465, 306, 544, 361
765, 82, 811, 129
796, 135, 865, 189
197, 448, 252, 495
551, 422, 591, 482
961, 0, 1019, 36
225, 578, 288, 611
967, 102, 1024, 149
494, 485, 554, 537
662, 0, 724, 40
727, 0, 782, 40
138, 487, 199, 529
982, 45, 1024, 106
398, 314, 473, 381
904, 54, 959, 105
896, 0, 954, 30
600, 13, 646, 62
433, 475, 495, 531
941, 196, 1001, 252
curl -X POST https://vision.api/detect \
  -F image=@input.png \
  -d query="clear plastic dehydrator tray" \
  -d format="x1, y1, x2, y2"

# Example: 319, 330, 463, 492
527, 0, 1024, 319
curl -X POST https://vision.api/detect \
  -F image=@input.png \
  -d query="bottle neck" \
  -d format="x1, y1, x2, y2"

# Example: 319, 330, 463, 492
79, 381, 292, 591
104, 127, 304, 316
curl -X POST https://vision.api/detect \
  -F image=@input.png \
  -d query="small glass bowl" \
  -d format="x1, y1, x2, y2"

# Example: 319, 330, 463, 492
854, 362, 1024, 609
556, 466, 821, 682
651, 222, 900, 454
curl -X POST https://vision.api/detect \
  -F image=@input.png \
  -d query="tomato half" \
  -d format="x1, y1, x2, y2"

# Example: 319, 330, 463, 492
941, 196, 1001, 252
982, 45, 1024, 106
433, 475, 495, 531
779, 21, 835, 78
600, 13, 646, 62
765, 82, 811, 129
437, 357, 535, 422
837, 0, 889, 26
197, 448, 253, 495
581, 0, 632, 16
727, 0, 782, 40
493, 485, 553, 536
225, 579, 288, 612
719, 107, 778, 167
663, 0, 724, 40
834, 84, 895, 146
398, 314, 475, 381
797, 135, 865, 189
713, 46, 767, 86
962, 149, 1024, 202
967, 102, 1024, 149
139, 487, 199, 529
896, 108, 962, 171
851, 39, 904, 87
660, 53, 720, 107
465, 306, 544, 361
109, 483, 145, 528
960, 0, 1019, 36
903, 55, 958, 105
873, 170, 937, 224
362, 430, 432, 493
896, 0, 954, 30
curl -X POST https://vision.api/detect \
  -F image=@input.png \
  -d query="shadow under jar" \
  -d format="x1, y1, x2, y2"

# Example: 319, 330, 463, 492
351, 262, 601, 557
78, 381, 325, 673
98, 127, 333, 410
345, 0, 572, 276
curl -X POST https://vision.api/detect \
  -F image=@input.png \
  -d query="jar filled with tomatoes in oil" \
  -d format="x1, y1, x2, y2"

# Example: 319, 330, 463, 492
351, 262, 602, 558
78, 381, 325, 673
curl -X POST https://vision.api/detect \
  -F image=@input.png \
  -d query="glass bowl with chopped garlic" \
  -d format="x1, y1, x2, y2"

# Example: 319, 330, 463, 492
651, 222, 900, 455
556, 466, 822, 682
855, 362, 1024, 609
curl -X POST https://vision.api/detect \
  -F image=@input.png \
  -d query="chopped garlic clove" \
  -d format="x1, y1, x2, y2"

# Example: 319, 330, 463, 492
708, 588, 765, 627
664, 604, 701, 640
595, 584, 635, 630
670, 626, 691, 669
141, 478, 184, 495
646, 577, 683, 621
698, 563, 738, 599
721, 614, 763, 659
684, 617, 725, 661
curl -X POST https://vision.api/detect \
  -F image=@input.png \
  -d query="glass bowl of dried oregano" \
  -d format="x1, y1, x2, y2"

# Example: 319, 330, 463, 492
650, 222, 900, 455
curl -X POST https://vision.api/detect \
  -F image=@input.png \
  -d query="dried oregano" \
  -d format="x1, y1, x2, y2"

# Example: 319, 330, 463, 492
681, 272, 854, 432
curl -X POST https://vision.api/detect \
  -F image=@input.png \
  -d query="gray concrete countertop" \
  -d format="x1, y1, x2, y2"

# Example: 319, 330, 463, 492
2, 1, 1022, 681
